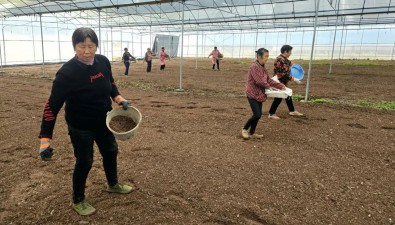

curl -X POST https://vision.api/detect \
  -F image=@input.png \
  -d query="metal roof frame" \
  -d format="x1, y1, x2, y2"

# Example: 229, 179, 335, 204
0, 0, 394, 34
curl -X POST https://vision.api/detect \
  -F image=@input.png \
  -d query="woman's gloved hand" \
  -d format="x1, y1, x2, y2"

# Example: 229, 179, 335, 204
39, 138, 54, 161
114, 95, 129, 110
121, 100, 129, 110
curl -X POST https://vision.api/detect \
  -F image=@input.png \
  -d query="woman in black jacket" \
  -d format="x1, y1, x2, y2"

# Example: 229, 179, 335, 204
38, 27, 134, 216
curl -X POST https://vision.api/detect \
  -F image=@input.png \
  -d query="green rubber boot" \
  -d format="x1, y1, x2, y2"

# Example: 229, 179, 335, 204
107, 183, 133, 194
72, 200, 96, 216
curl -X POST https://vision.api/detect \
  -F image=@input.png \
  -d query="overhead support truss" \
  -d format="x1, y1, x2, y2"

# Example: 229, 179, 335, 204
0, 0, 394, 34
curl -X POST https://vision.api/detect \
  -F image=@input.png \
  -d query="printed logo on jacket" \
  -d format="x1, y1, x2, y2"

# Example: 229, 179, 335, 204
90, 72, 104, 83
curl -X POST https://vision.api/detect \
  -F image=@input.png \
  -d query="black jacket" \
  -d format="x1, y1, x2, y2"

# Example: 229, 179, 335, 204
39, 54, 121, 138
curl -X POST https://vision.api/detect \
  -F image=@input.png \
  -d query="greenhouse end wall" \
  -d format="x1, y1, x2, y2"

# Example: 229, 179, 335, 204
1, 27, 395, 66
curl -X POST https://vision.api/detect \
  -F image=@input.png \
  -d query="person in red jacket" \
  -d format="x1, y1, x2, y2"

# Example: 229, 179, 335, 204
242, 48, 286, 140
38, 27, 134, 216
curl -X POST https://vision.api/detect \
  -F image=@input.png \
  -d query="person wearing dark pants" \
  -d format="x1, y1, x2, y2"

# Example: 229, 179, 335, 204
144, 48, 154, 72
243, 97, 263, 137
269, 96, 295, 116
208, 46, 221, 70
68, 124, 119, 205
38, 28, 134, 216
147, 60, 152, 72
159, 47, 169, 71
160, 64, 165, 71
268, 45, 303, 120
242, 48, 285, 140
122, 47, 135, 75
123, 60, 130, 75
212, 59, 220, 70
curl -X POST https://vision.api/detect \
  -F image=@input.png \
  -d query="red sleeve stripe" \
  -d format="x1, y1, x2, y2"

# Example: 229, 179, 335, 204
43, 100, 55, 122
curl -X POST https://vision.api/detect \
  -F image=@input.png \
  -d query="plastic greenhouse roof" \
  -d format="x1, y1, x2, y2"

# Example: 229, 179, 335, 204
1, 0, 395, 33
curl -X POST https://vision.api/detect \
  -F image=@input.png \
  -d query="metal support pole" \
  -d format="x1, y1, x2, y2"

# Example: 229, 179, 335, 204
328, 31, 333, 59
131, 32, 134, 55
105, 30, 108, 55
374, 30, 380, 59
149, 25, 152, 49
0, 20, 3, 69
300, 30, 305, 59
239, 31, 242, 59
304, 0, 320, 102
285, 28, 288, 43
0, 31, 2, 69
276, 32, 279, 51
31, 17, 36, 63
232, 32, 234, 58
111, 27, 113, 60
222, 36, 224, 57
329, 28, 338, 73
2, 19, 6, 65
0, 33, 4, 64
392, 31, 395, 60
201, 32, 204, 58
187, 34, 189, 56
176, 1, 185, 92
57, 18, 61, 62
342, 29, 347, 59
39, 14, 45, 76
338, 25, 344, 60
140, 33, 142, 57
98, 9, 101, 54
329, 0, 341, 74
195, 29, 198, 69
359, 30, 364, 59
264, 32, 267, 47
254, 21, 258, 54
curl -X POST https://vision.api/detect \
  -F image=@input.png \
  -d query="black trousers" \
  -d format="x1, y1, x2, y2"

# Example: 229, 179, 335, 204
243, 97, 262, 135
212, 59, 220, 70
68, 124, 118, 204
160, 64, 166, 70
124, 61, 130, 75
147, 60, 152, 72
269, 96, 295, 115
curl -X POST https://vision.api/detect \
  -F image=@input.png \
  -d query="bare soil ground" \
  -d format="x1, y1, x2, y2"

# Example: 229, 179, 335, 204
0, 58, 394, 225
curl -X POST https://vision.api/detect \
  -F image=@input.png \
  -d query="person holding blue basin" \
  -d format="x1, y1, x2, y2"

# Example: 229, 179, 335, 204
268, 45, 304, 120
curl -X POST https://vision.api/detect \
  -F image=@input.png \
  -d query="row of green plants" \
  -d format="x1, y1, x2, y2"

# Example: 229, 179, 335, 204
117, 80, 394, 111
293, 94, 395, 110
238, 59, 394, 67
297, 60, 394, 67
116, 79, 174, 92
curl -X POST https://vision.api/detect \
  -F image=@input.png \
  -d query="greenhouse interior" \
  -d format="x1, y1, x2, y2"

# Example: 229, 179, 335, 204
1, 1, 394, 224
0, 0, 394, 66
